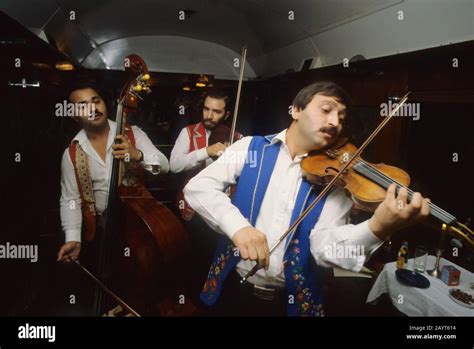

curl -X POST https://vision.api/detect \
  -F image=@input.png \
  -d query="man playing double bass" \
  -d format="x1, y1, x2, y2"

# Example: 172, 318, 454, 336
57, 83, 169, 264
184, 81, 431, 316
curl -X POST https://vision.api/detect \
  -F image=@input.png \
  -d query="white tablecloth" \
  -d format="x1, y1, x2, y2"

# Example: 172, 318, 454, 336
366, 255, 474, 316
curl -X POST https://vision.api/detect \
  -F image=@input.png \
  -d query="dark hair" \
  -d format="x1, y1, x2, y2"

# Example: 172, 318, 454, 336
203, 86, 232, 112
67, 81, 104, 102
292, 81, 351, 111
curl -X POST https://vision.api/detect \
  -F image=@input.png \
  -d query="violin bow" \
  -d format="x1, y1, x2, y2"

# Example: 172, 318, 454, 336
229, 46, 247, 145
241, 92, 412, 283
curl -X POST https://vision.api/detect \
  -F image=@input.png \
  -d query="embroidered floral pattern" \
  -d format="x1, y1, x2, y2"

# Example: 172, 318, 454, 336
74, 143, 95, 205
201, 244, 236, 301
285, 238, 325, 317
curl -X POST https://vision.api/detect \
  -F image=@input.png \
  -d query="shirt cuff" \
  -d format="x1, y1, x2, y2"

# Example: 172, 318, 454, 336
142, 153, 161, 174
219, 210, 252, 240
142, 152, 159, 165
195, 148, 209, 162
351, 220, 385, 253
65, 229, 81, 243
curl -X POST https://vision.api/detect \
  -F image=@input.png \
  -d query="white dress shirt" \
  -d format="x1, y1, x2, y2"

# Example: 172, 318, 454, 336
170, 126, 212, 173
60, 119, 169, 243
184, 129, 384, 288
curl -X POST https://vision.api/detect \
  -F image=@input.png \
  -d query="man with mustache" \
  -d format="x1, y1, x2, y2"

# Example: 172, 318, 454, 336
171, 87, 237, 222
170, 87, 232, 185
170, 87, 242, 302
57, 83, 169, 264
184, 81, 430, 317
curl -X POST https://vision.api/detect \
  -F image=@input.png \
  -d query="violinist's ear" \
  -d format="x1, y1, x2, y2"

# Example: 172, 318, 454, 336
224, 110, 230, 120
291, 105, 300, 121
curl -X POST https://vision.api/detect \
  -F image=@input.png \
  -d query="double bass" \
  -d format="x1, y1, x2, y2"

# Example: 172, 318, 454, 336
78, 54, 195, 316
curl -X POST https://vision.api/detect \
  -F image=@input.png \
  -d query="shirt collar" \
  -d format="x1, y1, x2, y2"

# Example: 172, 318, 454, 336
271, 129, 287, 145
72, 120, 116, 166
72, 119, 116, 148
271, 129, 308, 161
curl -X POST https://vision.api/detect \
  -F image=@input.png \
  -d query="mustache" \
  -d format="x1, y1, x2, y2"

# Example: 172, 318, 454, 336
90, 110, 103, 117
85, 110, 103, 120
320, 126, 337, 137
204, 120, 216, 127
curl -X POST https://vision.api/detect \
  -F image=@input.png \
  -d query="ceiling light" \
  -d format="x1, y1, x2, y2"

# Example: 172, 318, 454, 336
55, 61, 74, 71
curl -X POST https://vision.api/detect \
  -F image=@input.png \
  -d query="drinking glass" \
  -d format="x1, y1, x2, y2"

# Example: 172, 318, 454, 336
414, 246, 428, 273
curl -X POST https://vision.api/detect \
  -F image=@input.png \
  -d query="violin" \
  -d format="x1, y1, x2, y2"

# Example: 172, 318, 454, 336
241, 92, 473, 283
176, 47, 247, 220
208, 124, 242, 148
300, 138, 474, 246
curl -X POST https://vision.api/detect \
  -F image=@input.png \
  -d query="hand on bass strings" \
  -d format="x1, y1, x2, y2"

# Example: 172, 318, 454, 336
112, 134, 142, 162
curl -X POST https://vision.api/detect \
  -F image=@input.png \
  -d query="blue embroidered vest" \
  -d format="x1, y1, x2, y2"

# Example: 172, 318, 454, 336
201, 134, 329, 316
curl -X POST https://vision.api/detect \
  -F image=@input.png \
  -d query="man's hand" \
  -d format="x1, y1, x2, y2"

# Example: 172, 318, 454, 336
57, 241, 81, 263
112, 135, 141, 162
232, 226, 270, 270
368, 183, 431, 239
206, 142, 228, 158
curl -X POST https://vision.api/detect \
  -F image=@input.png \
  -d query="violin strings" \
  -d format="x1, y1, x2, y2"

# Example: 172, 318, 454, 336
357, 159, 456, 223
367, 162, 455, 221
352, 158, 456, 224
356, 161, 453, 223
357, 159, 455, 223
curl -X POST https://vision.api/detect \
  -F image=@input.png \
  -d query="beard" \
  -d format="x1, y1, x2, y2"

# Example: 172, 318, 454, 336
203, 120, 218, 130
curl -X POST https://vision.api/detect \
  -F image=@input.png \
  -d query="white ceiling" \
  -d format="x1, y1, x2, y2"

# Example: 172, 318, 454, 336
2, 0, 472, 78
